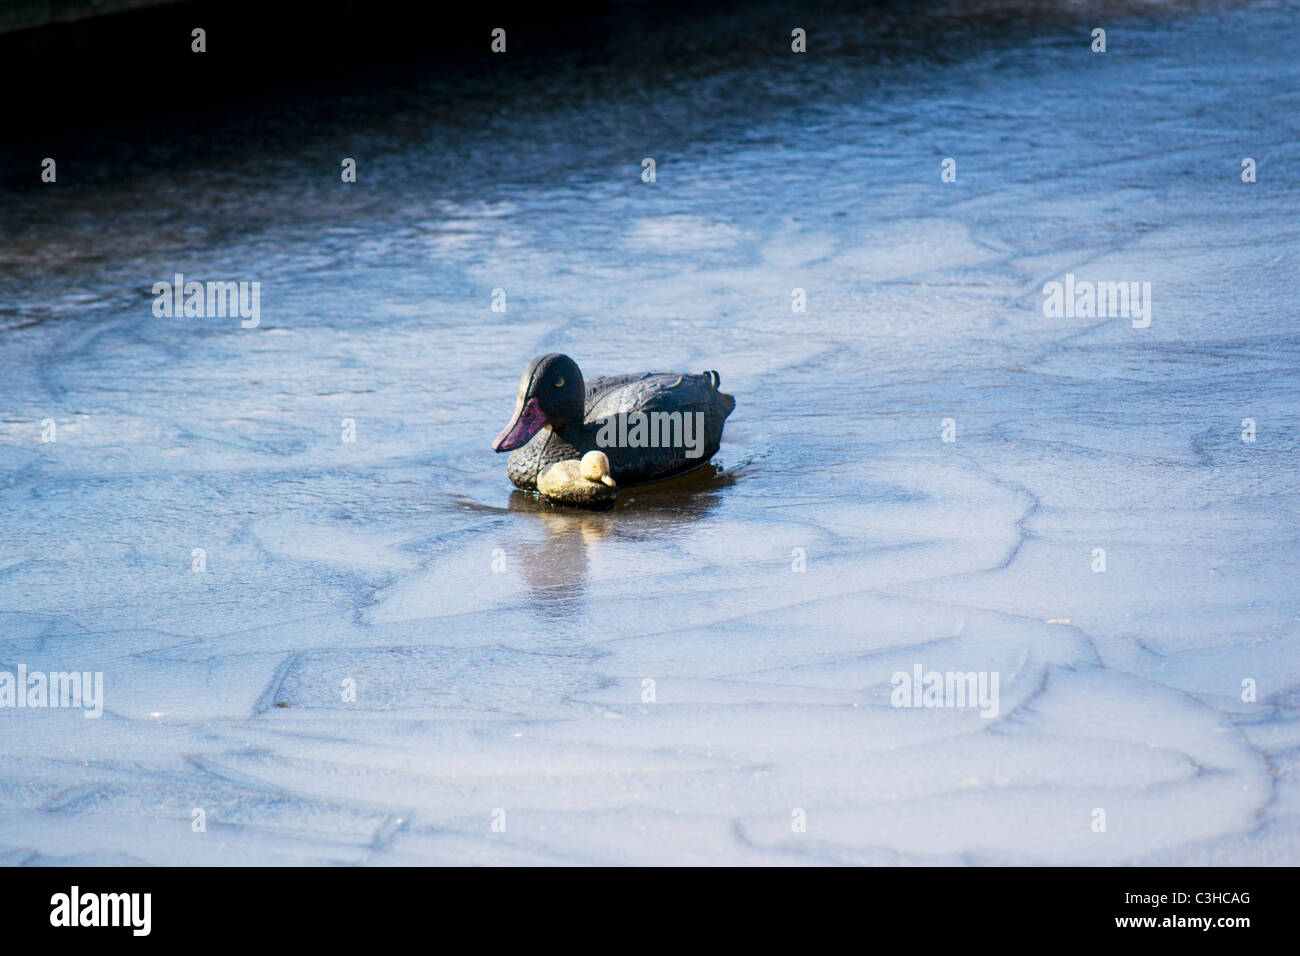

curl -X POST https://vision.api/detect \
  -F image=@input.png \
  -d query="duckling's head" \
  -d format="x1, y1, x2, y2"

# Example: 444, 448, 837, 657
580, 450, 616, 487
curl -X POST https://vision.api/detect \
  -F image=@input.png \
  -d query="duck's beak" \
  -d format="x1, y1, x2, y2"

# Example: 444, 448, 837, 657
492, 397, 547, 452
600, 475, 616, 487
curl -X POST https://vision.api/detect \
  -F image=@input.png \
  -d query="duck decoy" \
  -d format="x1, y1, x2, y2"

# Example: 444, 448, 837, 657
492, 353, 735, 490
537, 450, 618, 509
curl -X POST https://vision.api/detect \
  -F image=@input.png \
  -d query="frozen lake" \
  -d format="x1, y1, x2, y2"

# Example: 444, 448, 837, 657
1, 0, 1298, 864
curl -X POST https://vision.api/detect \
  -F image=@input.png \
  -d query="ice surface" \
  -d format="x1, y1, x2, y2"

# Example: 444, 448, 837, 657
1, 0, 1298, 864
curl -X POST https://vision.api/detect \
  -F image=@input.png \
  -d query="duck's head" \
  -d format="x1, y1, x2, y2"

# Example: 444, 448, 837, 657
580, 450, 616, 487
492, 353, 585, 452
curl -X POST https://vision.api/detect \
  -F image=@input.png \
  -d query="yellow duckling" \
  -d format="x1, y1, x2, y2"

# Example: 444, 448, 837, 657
537, 450, 618, 509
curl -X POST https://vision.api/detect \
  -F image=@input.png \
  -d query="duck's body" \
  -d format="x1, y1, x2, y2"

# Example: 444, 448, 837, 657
537, 451, 618, 509
493, 355, 736, 491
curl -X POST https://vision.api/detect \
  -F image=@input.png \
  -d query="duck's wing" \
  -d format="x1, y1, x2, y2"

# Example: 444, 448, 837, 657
582, 372, 737, 485
584, 373, 654, 415
586, 372, 714, 419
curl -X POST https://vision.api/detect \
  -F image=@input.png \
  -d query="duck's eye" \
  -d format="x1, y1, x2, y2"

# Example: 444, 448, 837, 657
554, 377, 565, 388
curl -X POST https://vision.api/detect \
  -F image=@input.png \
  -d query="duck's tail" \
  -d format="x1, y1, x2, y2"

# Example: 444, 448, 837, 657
702, 369, 735, 417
